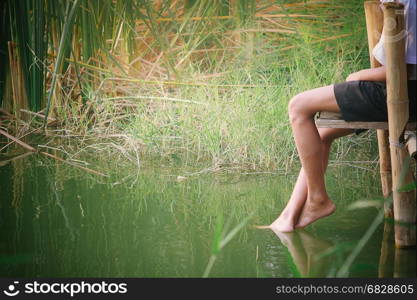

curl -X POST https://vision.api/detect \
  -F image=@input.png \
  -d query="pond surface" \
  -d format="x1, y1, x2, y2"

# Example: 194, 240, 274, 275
0, 155, 415, 278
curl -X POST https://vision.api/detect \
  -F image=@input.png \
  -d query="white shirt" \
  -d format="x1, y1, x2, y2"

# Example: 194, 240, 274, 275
372, 0, 416, 65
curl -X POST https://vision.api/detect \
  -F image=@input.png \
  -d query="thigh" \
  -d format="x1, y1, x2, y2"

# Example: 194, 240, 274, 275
297, 85, 340, 115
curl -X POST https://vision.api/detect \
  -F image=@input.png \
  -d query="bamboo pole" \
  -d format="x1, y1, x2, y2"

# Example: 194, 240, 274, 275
364, 1, 393, 216
383, 2, 416, 248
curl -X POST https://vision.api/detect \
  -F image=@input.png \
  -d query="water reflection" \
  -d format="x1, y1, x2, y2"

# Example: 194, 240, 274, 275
271, 220, 416, 278
0, 154, 415, 277
378, 221, 395, 277
378, 221, 416, 278
271, 229, 334, 277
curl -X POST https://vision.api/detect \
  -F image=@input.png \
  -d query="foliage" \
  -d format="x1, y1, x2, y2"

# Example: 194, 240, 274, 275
0, 0, 372, 169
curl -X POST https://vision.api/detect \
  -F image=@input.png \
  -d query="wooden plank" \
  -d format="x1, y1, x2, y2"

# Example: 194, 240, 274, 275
317, 111, 343, 119
316, 112, 416, 130
316, 119, 388, 129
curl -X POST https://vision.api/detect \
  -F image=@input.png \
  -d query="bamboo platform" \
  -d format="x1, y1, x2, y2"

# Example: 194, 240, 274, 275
316, 112, 417, 130
317, 1, 416, 248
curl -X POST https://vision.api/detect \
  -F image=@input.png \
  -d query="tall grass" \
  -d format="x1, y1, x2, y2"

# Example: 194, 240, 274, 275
0, 1, 10, 107
0, 0, 374, 170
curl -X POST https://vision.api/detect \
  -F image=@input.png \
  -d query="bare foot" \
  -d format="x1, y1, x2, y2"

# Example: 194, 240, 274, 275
255, 212, 296, 233
269, 215, 296, 232
295, 197, 335, 229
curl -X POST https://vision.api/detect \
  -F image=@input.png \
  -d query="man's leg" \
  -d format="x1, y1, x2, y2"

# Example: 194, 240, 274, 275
269, 127, 353, 232
288, 85, 348, 229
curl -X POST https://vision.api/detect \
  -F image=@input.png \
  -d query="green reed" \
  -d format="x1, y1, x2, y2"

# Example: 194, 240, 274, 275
0, 1, 375, 170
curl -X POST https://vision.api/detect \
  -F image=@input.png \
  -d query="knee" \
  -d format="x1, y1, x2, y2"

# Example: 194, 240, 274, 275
288, 93, 308, 124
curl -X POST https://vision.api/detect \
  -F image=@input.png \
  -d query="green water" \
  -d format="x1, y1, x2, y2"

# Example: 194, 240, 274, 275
0, 155, 415, 278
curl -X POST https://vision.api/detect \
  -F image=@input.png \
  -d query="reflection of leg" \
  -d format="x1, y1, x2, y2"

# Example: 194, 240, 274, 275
266, 126, 352, 232
298, 230, 333, 253
297, 230, 333, 277
271, 230, 309, 276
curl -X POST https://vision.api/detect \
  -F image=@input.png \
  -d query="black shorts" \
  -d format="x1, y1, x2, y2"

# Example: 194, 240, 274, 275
334, 80, 417, 122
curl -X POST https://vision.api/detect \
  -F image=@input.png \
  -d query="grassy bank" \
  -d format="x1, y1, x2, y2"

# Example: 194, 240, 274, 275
104, 2, 375, 170
120, 54, 374, 170
1, 1, 378, 171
